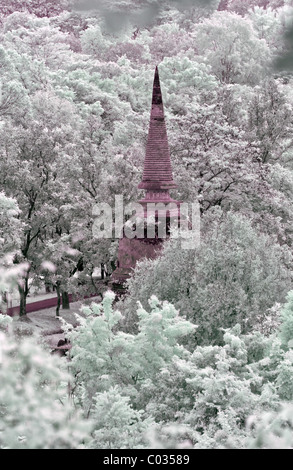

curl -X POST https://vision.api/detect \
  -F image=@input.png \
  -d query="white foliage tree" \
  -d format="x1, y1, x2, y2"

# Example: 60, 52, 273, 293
0, 329, 90, 449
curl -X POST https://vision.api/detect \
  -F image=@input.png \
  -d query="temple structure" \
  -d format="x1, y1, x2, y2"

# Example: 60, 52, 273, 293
111, 66, 181, 291
138, 66, 178, 195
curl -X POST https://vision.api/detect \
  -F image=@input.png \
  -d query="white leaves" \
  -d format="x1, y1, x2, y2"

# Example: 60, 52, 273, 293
192, 11, 271, 85
0, 331, 90, 449
40, 261, 56, 273
247, 403, 293, 449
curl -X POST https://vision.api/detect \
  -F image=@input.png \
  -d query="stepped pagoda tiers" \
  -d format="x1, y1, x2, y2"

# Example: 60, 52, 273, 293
138, 66, 177, 196
111, 66, 182, 291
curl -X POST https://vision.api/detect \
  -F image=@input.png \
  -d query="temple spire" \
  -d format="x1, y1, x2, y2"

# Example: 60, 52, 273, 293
138, 66, 177, 191
111, 66, 182, 291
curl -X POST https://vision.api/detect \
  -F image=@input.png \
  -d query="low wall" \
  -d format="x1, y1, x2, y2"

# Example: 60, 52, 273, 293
4, 292, 102, 316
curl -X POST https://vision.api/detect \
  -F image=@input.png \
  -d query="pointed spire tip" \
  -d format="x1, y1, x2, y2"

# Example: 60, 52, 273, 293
152, 66, 162, 105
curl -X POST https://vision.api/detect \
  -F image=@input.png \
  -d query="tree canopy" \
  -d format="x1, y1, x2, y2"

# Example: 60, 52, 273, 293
1, 0, 293, 449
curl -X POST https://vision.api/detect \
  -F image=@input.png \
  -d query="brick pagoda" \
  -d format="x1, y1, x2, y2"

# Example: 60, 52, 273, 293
111, 66, 181, 291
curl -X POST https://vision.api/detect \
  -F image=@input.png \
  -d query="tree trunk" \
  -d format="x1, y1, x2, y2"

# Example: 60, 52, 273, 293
110, 260, 116, 273
18, 284, 27, 317
45, 282, 52, 293
101, 263, 105, 280
56, 282, 61, 317
1, 292, 8, 313
62, 291, 70, 309
105, 264, 110, 278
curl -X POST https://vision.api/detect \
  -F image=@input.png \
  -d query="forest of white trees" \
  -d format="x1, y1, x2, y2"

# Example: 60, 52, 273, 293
1, 0, 293, 450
